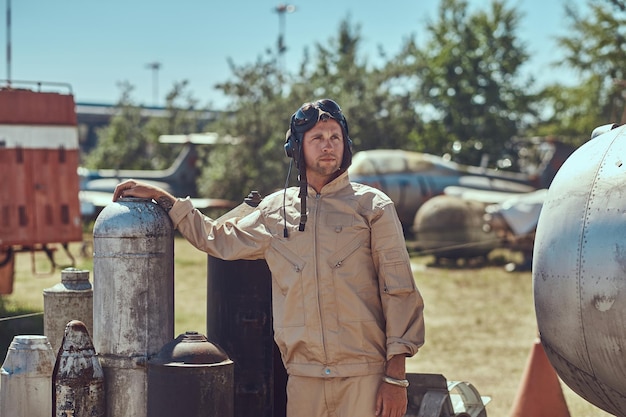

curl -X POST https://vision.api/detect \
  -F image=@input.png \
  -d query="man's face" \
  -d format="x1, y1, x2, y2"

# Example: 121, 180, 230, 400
302, 118, 344, 179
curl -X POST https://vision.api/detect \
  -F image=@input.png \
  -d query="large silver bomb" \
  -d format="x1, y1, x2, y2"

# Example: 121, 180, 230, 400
93, 197, 174, 417
533, 125, 626, 416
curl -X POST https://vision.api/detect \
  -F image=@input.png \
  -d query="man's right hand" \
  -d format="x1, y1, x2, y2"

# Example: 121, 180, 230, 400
112, 179, 174, 204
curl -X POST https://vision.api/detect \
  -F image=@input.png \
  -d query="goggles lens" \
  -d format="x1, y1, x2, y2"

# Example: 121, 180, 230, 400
292, 99, 345, 134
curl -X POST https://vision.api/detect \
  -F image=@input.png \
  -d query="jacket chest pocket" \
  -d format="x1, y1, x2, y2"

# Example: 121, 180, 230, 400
269, 240, 306, 328
327, 238, 381, 323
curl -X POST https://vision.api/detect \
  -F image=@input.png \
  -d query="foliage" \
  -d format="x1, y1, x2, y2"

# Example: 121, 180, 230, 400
394, 0, 536, 166
199, 52, 293, 201
84, 0, 626, 199
289, 19, 423, 153
84, 81, 213, 172
537, 0, 626, 140
83, 82, 153, 170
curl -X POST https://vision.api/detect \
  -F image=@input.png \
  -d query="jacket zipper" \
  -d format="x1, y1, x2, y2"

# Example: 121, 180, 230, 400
313, 192, 329, 366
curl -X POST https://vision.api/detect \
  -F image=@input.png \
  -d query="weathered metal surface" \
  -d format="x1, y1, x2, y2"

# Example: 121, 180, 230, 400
534, 125, 626, 416
405, 373, 488, 417
53, 320, 105, 417
147, 331, 234, 417
93, 197, 174, 417
44, 267, 94, 354
0, 335, 55, 417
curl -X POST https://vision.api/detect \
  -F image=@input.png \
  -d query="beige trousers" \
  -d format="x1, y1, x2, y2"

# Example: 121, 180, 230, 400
286, 374, 381, 417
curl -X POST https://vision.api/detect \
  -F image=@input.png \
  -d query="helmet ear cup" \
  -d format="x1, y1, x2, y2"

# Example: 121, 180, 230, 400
342, 136, 353, 169
284, 129, 301, 168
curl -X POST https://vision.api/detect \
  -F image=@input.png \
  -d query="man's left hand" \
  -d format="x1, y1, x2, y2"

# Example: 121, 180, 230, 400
375, 382, 407, 417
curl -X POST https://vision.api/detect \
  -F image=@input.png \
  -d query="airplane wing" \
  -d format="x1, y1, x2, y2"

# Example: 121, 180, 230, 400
485, 189, 547, 235
443, 186, 529, 204
79, 190, 112, 219
159, 132, 241, 145
80, 191, 237, 221
457, 176, 535, 193
189, 197, 237, 211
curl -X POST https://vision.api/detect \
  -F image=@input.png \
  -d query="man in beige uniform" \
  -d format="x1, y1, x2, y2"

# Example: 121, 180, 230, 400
114, 99, 425, 417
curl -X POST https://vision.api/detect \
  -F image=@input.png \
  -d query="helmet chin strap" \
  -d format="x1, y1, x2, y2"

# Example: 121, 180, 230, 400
298, 168, 308, 232
282, 159, 308, 237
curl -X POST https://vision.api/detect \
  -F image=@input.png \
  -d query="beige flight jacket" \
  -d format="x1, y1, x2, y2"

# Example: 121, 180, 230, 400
169, 171, 425, 378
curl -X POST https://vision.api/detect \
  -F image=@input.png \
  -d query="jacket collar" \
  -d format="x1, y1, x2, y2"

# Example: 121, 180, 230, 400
307, 170, 350, 196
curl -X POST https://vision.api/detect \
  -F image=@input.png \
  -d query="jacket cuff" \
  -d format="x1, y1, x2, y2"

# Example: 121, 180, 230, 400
386, 338, 419, 360
168, 197, 194, 228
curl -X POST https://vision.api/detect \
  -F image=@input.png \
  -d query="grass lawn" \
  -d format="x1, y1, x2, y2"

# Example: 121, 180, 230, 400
0, 236, 613, 417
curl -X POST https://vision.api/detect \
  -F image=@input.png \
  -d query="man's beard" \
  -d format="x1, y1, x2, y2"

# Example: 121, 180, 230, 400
309, 158, 341, 177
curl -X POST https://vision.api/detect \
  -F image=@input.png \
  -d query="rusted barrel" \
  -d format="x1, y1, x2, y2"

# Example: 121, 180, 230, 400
148, 331, 234, 417
43, 267, 94, 353
53, 320, 105, 417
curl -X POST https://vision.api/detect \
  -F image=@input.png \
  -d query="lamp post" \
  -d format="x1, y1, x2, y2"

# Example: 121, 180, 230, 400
6, 0, 11, 84
274, 3, 295, 67
145, 61, 161, 107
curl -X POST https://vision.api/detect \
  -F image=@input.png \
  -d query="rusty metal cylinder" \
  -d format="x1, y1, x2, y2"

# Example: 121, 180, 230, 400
147, 331, 234, 417
43, 267, 93, 354
0, 335, 55, 417
93, 197, 174, 417
53, 320, 105, 417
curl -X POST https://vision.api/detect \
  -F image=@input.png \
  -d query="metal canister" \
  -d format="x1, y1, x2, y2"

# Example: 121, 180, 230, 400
53, 320, 105, 417
0, 335, 55, 417
93, 197, 174, 417
207, 191, 287, 417
43, 267, 94, 354
147, 331, 234, 417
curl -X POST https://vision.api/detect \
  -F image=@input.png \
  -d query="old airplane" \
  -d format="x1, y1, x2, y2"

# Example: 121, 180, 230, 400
348, 142, 570, 229
412, 188, 545, 268
533, 122, 626, 416
79, 133, 238, 221
347, 149, 537, 233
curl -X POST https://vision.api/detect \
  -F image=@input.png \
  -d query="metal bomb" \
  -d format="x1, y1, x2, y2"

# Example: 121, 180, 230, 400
534, 125, 626, 416
0, 335, 55, 417
53, 320, 105, 417
93, 197, 174, 417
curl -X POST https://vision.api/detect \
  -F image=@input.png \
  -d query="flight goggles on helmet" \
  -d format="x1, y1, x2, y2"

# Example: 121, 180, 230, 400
291, 99, 349, 135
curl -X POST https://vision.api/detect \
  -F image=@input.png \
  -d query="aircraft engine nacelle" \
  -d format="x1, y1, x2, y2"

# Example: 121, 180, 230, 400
533, 125, 626, 416
413, 195, 498, 262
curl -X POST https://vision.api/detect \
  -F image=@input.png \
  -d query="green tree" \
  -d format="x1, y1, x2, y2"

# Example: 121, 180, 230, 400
83, 82, 152, 170
538, 0, 626, 140
84, 81, 213, 174
199, 52, 294, 201
396, 0, 535, 166
290, 18, 423, 152
200, 18, 422, 201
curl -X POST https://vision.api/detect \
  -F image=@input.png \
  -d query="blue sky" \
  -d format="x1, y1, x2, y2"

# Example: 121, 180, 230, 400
4, 0, 586, 109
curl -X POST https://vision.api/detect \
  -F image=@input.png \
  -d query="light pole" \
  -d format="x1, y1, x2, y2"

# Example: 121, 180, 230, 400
145, 61, 161, 106
274, 3, 295, 67
6, 0, 11, 84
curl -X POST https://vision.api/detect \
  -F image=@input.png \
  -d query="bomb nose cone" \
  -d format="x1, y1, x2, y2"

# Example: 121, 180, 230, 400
55, 320, 102, 383
61, 320, 95, 350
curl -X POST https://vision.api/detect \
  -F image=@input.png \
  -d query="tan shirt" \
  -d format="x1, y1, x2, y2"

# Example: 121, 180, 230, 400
169, 171, 425, 378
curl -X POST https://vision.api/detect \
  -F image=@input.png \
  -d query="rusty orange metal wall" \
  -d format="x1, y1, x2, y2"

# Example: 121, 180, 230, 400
0, 89, 77, 125
0, 148, 82, 247
0, 87, 82, 249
